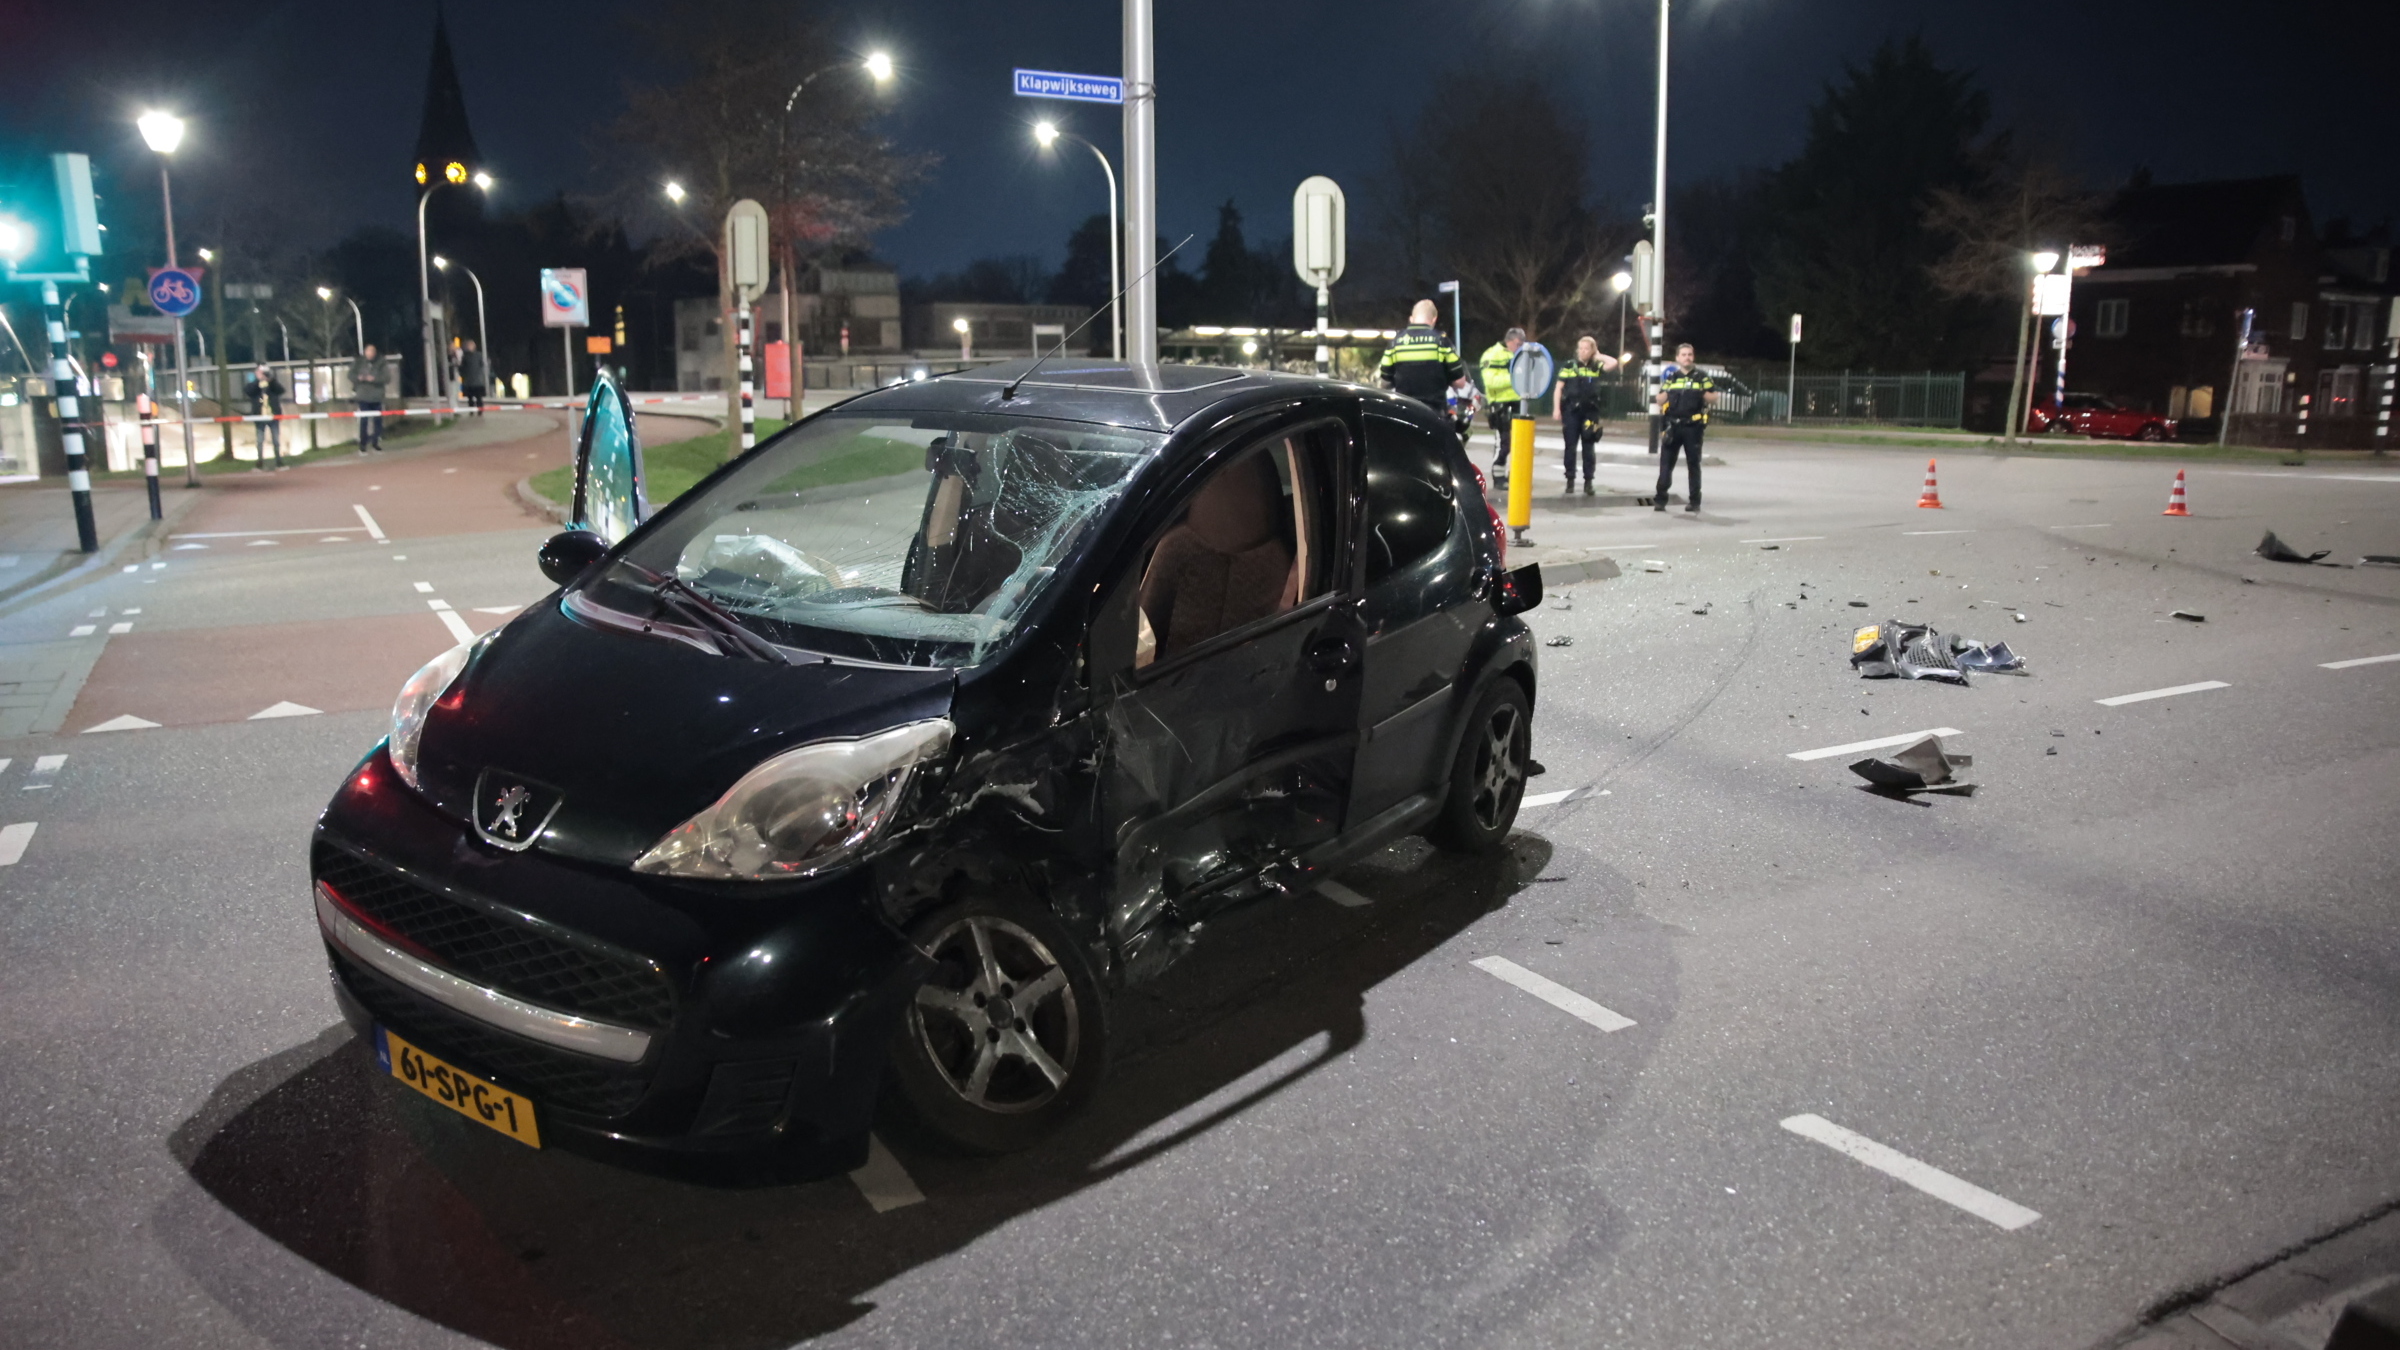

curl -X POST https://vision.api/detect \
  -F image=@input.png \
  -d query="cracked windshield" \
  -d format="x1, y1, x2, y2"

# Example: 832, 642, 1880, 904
603, 412, 1161, 666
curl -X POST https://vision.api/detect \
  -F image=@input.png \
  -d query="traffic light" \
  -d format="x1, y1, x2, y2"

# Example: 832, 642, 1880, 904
0, 153, 102, 283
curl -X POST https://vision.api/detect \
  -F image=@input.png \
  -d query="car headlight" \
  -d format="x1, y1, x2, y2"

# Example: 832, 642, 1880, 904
633, 719, 952, 881
387, 637, 480, 791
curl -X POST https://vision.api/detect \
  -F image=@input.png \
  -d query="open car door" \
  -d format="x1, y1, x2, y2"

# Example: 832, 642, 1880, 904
570, 372, 648, 544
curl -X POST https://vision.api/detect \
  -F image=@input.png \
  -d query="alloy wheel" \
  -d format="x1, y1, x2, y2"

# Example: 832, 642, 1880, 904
1469, 702, 1526, 832
908, 915, 1081, 1115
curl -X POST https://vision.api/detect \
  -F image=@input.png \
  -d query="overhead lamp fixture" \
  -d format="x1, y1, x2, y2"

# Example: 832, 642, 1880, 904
137, 110, 185, 155
864, 51, 895, 82
663, 181, 686, 204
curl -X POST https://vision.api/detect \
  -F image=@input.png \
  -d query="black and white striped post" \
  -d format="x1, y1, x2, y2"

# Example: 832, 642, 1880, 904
41, 281, 100, 552
737, 299, 755, 451
137, 390, 162, 519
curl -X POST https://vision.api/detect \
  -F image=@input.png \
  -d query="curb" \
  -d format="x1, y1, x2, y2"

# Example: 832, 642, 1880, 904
0, 487, 206, 619
514, 476, 568, 526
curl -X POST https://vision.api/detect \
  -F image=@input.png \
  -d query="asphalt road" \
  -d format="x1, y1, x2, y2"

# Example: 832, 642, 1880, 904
1, 410, 2396, 1350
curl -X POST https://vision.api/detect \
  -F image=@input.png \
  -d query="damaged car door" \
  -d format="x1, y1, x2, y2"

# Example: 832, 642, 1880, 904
1090, 417, 1364, 969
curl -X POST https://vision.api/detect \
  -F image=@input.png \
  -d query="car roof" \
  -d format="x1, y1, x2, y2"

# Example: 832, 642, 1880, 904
824, 358, 1365, 435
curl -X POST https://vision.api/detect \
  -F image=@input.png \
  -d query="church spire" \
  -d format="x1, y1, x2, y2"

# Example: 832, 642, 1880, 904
411, 6, 483, 189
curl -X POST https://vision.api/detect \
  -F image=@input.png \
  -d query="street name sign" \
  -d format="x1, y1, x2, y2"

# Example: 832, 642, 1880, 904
1013, 69, 1124, 104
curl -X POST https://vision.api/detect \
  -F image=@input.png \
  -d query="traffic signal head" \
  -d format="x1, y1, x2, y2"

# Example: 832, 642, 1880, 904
0, 153, 101, 282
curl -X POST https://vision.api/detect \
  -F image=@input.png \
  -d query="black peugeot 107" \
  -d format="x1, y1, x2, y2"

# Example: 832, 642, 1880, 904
310, 357, 1541, 1169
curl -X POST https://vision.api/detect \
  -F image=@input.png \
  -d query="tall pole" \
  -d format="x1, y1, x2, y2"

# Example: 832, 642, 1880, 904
41, 282, 100, 552
1075, 137, 1121, 360
345, 297, 364, 353
737, 298, 755, 451
158, 160, 199, 488
1122, 0, 1158, 375
1648, 0, 1671, 454
461, 264, 488, 372
416, 188, 439, 403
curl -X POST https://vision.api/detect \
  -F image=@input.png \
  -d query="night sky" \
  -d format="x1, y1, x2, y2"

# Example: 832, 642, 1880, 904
5, 0, 2395, 285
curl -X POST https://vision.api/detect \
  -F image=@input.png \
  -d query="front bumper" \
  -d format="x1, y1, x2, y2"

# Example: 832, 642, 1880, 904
313, 747, 926, 1163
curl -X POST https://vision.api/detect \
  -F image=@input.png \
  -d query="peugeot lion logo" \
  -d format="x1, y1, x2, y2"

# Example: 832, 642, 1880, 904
473, 771, 561, 852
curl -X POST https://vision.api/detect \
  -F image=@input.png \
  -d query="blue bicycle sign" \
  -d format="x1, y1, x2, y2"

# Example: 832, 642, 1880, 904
148, 268, 202, 317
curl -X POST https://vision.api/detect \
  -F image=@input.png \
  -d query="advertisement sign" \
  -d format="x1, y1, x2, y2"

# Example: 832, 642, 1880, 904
540, 268, 589, 328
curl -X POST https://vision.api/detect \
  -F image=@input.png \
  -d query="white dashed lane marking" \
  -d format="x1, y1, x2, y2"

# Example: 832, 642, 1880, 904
1787, 729, 1963, 762
1471, 956, 1637, 1033
108, 622, 132, 635
0, 822, 37, 866
1742, 536, 1826, 544
23, 755, 64, 790
1902, 529, 1974, 536
250, 702, 323, 720
413, 581, 435, 593
1779, 1114, 2041, 1231
2095, 681, 2228, 707
1521, 786, 1604, 808
171, 527, 368, 539
69, 625, 95, 637
849, 1135, 925, 1212
2322, 653, 2400, 670
352, 504, 388, 542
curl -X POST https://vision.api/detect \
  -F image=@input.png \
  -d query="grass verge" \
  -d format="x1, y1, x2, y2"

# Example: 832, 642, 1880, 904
527, 418, 786, 513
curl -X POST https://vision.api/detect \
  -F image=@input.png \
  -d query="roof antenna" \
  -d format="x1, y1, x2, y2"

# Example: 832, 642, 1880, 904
1004, 233, 1193, 401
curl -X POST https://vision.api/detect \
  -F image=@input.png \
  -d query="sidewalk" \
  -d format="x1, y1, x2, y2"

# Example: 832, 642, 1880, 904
0, 482, 199, 613
2106, 1203, 2400, 1349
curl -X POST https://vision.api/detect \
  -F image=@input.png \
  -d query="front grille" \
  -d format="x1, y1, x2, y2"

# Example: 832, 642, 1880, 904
313, 843, 674, 1029
334, 949, 652, 1117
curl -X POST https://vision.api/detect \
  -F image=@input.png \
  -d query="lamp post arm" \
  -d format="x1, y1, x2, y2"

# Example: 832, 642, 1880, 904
1061, 134, 1123, 362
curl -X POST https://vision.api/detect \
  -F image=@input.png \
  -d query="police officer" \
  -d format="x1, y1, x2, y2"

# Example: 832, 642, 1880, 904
1551, 335, 1619, 495
1478, 327, 1527, 483
1653, 341, 1717, 513
1376, 300, 1469, 415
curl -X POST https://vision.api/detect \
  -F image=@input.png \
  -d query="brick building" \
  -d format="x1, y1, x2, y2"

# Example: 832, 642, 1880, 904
2061, 176, 2396, 448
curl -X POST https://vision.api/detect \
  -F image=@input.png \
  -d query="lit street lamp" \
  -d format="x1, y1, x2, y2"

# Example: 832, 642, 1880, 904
2004, 250, 2062, 443
1035, 120, 1121, 360
418, 169, 492, 403
137, 109, 201, 488
663, 180, 686, 205
953, 315, 971, 361
432, 256, 488, 396
775, 53, 894, 404
1610, 268, 1634, 378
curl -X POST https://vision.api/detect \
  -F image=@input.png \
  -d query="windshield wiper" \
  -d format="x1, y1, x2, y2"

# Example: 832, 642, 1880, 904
616, 562, 791, 664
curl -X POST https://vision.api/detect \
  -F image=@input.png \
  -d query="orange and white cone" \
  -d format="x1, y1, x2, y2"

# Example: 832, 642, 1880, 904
1916, 459, 1943, 509
2162, 469, 2190, 517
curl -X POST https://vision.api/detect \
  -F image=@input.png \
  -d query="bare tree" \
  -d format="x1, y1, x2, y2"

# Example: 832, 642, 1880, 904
602, 0, 932, 414
1925, 157, 2101, 440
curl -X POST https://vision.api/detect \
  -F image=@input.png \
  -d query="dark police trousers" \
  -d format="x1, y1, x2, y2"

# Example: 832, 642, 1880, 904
1485, 400, 1521, 474
1562, 401, 1602, 482
1656, 420, 1703, 506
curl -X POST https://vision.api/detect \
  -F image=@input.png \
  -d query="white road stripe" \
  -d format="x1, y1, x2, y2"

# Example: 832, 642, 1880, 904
1470, 956, 1637, 1032
1317, 880, 1372, 908
1779, 1114, 2040, 1231
1787, 728, 1964, 762
0, 822, 36, 866
352, 504, 388, 542
170, 527, 366, 539
0, 758, 9, 776
849, 1134, 925, 1212
1902, 529, 1974, 536
82, 715, 161, 733
427, 598, 454, 611
2048, 523, 2111, 529
1521, 787, 1584, 807
1742, 536, 1826, 543
2227, 472, 2400, 483
2095, 680, 2228, 707
69, 625, 94, 637
108, 622, 132, 635
413, 581, 434, 593
435, 609, 477, 645
2321, 653, 2400, 670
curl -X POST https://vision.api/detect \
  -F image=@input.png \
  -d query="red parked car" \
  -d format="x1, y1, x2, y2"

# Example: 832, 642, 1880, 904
2026, 393, 2177, 441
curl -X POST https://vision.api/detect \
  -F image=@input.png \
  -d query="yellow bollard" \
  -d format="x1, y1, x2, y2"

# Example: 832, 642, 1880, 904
1507, 416, 1535, 540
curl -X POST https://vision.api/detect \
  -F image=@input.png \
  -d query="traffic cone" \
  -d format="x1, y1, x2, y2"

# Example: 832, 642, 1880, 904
1916, 459, 1943, 509
2162, 469, 2190, 517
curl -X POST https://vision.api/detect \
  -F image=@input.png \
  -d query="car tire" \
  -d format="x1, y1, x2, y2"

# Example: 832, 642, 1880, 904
1427, 677, 1532, 855
2139, 424, 2165, 442
885, 892, 1108, 1154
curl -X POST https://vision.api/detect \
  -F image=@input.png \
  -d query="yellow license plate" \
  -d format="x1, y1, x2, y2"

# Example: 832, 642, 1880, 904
376, 1025, 542, 1148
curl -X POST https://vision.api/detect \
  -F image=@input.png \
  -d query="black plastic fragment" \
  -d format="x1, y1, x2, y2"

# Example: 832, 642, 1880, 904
2257, 531, 2331, 564
1848, 734, 1977, 796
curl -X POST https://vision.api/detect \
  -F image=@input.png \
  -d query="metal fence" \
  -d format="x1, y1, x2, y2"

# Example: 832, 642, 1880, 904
1711, 366, 1964, 428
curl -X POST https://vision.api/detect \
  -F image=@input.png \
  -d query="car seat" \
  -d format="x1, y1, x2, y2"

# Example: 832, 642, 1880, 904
1139, 453, 1296, 659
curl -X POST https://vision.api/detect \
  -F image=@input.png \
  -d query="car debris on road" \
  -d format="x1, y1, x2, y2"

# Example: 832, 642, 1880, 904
1849, 734, 1976, 797
1851, 620, 2027, 684
2257, 530, 2332, 564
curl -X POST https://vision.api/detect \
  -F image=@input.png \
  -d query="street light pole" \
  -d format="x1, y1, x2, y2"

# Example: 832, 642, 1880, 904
435, 256, 489, 388
139, 111, 202, 489
1122, 0, 1158, 375
1037, 124, 1121, 360
416, 174, 492, 407
1650, 0, 1670, 368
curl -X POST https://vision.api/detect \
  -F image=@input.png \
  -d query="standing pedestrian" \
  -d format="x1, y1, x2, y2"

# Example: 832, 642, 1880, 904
458, 339, 489, 414
243, 363, 287, 470
1652, 342, 1717, 514
1477, 327, 1527, 484
1377, 300, 1470, 417
1552, 335, 1620, 495
350, 344, 386, 453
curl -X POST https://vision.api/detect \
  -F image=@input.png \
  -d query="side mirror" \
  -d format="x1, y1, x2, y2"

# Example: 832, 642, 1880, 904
539, 529, 610, 587
1493, 562, 1544, 617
